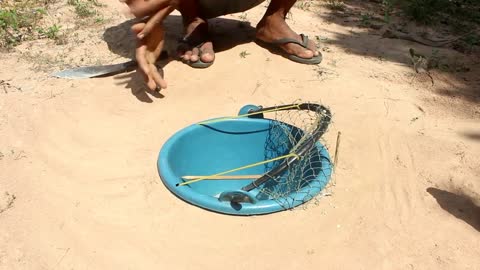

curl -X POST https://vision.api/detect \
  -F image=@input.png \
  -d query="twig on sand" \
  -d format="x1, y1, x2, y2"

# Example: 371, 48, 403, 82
0, 80, 22, 94
332, 131, 342, 186
53, 248, 70, 269
252, 81, 261, 95
0, 192, 16, 214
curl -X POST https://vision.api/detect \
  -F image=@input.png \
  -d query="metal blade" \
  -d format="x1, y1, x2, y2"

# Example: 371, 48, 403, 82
51, 60, 137, 79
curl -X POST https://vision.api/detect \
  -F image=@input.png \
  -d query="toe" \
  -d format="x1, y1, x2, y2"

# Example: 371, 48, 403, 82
190, 47, 200, 62
200, 52, 214, 63
199, 43, 215, 63
285, 43, 314, 59
183, 50, 193, 61
177, 42, 191, 60
307, 39, 320, 56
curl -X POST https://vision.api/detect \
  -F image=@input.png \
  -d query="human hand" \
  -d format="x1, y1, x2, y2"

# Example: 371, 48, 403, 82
131, 22, 167, 91
121, 0, 176, 90
121, 0, 176, 39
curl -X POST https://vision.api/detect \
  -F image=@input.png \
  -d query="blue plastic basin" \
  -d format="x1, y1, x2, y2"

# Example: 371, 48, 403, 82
157, 116, 332, 215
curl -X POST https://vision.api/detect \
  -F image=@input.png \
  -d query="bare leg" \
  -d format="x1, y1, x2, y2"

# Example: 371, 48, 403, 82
177, 0, 215, 65
256, 0, 319, 60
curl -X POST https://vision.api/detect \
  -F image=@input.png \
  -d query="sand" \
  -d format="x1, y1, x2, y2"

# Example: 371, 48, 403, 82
1, 1, 479, 269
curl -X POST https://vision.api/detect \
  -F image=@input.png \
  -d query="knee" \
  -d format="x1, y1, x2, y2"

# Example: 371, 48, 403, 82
124, 0, 179, 18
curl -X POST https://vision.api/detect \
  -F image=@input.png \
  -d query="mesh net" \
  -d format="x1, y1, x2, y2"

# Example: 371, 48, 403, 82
251, 101, 334, 210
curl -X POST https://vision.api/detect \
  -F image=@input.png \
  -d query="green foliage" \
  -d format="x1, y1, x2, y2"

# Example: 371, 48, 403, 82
294, 0, 314, 11
400, 0, 480, 26
360, 13, 374, 27
67, 0, 102, 18
402, 0, 442, 23
455, 33, 480, 53
0, 7, 43, 30
0, 2, 46, 49
427, 48, 471, 72
325, 0, 346, 12
0, 9, 19, 30
462, 33, 480, 46
95, 16, 105, 24
382, 0, 395, 23
37, 24, 61, 40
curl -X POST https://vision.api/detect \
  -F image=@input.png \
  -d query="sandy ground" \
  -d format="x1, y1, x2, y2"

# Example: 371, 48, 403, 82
1, 1, 480, 269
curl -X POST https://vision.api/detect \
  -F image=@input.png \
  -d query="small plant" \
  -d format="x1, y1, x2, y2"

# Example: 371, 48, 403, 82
294, 0, 313, 11
400, 0, 480, 26
382, 0, 394, 24
0, 2, 47, 49
95, 16, 105, 24
238, 13, 248, 22
325, 0, 346, 12
38, 24, 61, 40
68, 0, 98, 18
428, 48, 442, 69
425, 49, 471, 73
359, 13, 373, 27
0, 9, 18, 30
315, 35, 325, 50
240, 51, 250, 58
313, 66, 338, 81
462, 33, 480, 47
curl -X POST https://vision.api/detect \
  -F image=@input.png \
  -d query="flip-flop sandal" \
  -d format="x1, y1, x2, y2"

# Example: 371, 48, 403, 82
257, 34, 322, 65
178, 38, 214, 69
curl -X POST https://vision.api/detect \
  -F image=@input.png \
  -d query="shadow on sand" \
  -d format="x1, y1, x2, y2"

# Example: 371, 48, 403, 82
427, 187, 480, 232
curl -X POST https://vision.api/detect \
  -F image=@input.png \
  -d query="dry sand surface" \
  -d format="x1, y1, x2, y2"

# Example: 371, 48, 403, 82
1, 0, 479, 269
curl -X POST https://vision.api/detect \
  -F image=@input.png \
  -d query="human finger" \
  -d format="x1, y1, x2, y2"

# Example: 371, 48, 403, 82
137, 6, 174, 39
135, 44, 156, 91
135, 45, 151, 75
149, 64, 168, 90
131, 22, 146, 35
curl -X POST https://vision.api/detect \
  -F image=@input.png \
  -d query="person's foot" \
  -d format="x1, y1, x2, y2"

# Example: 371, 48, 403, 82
178, 17, 215, 67
256, 15, 320, 61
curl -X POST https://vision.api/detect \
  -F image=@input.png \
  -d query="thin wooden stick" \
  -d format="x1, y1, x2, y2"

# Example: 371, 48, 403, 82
181, 175, 262, 180
332, 131, 342, 186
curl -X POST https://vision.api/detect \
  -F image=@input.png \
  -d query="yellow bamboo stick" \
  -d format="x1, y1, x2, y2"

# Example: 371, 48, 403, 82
176, 153, 298, 186
181, 175, 262, 180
